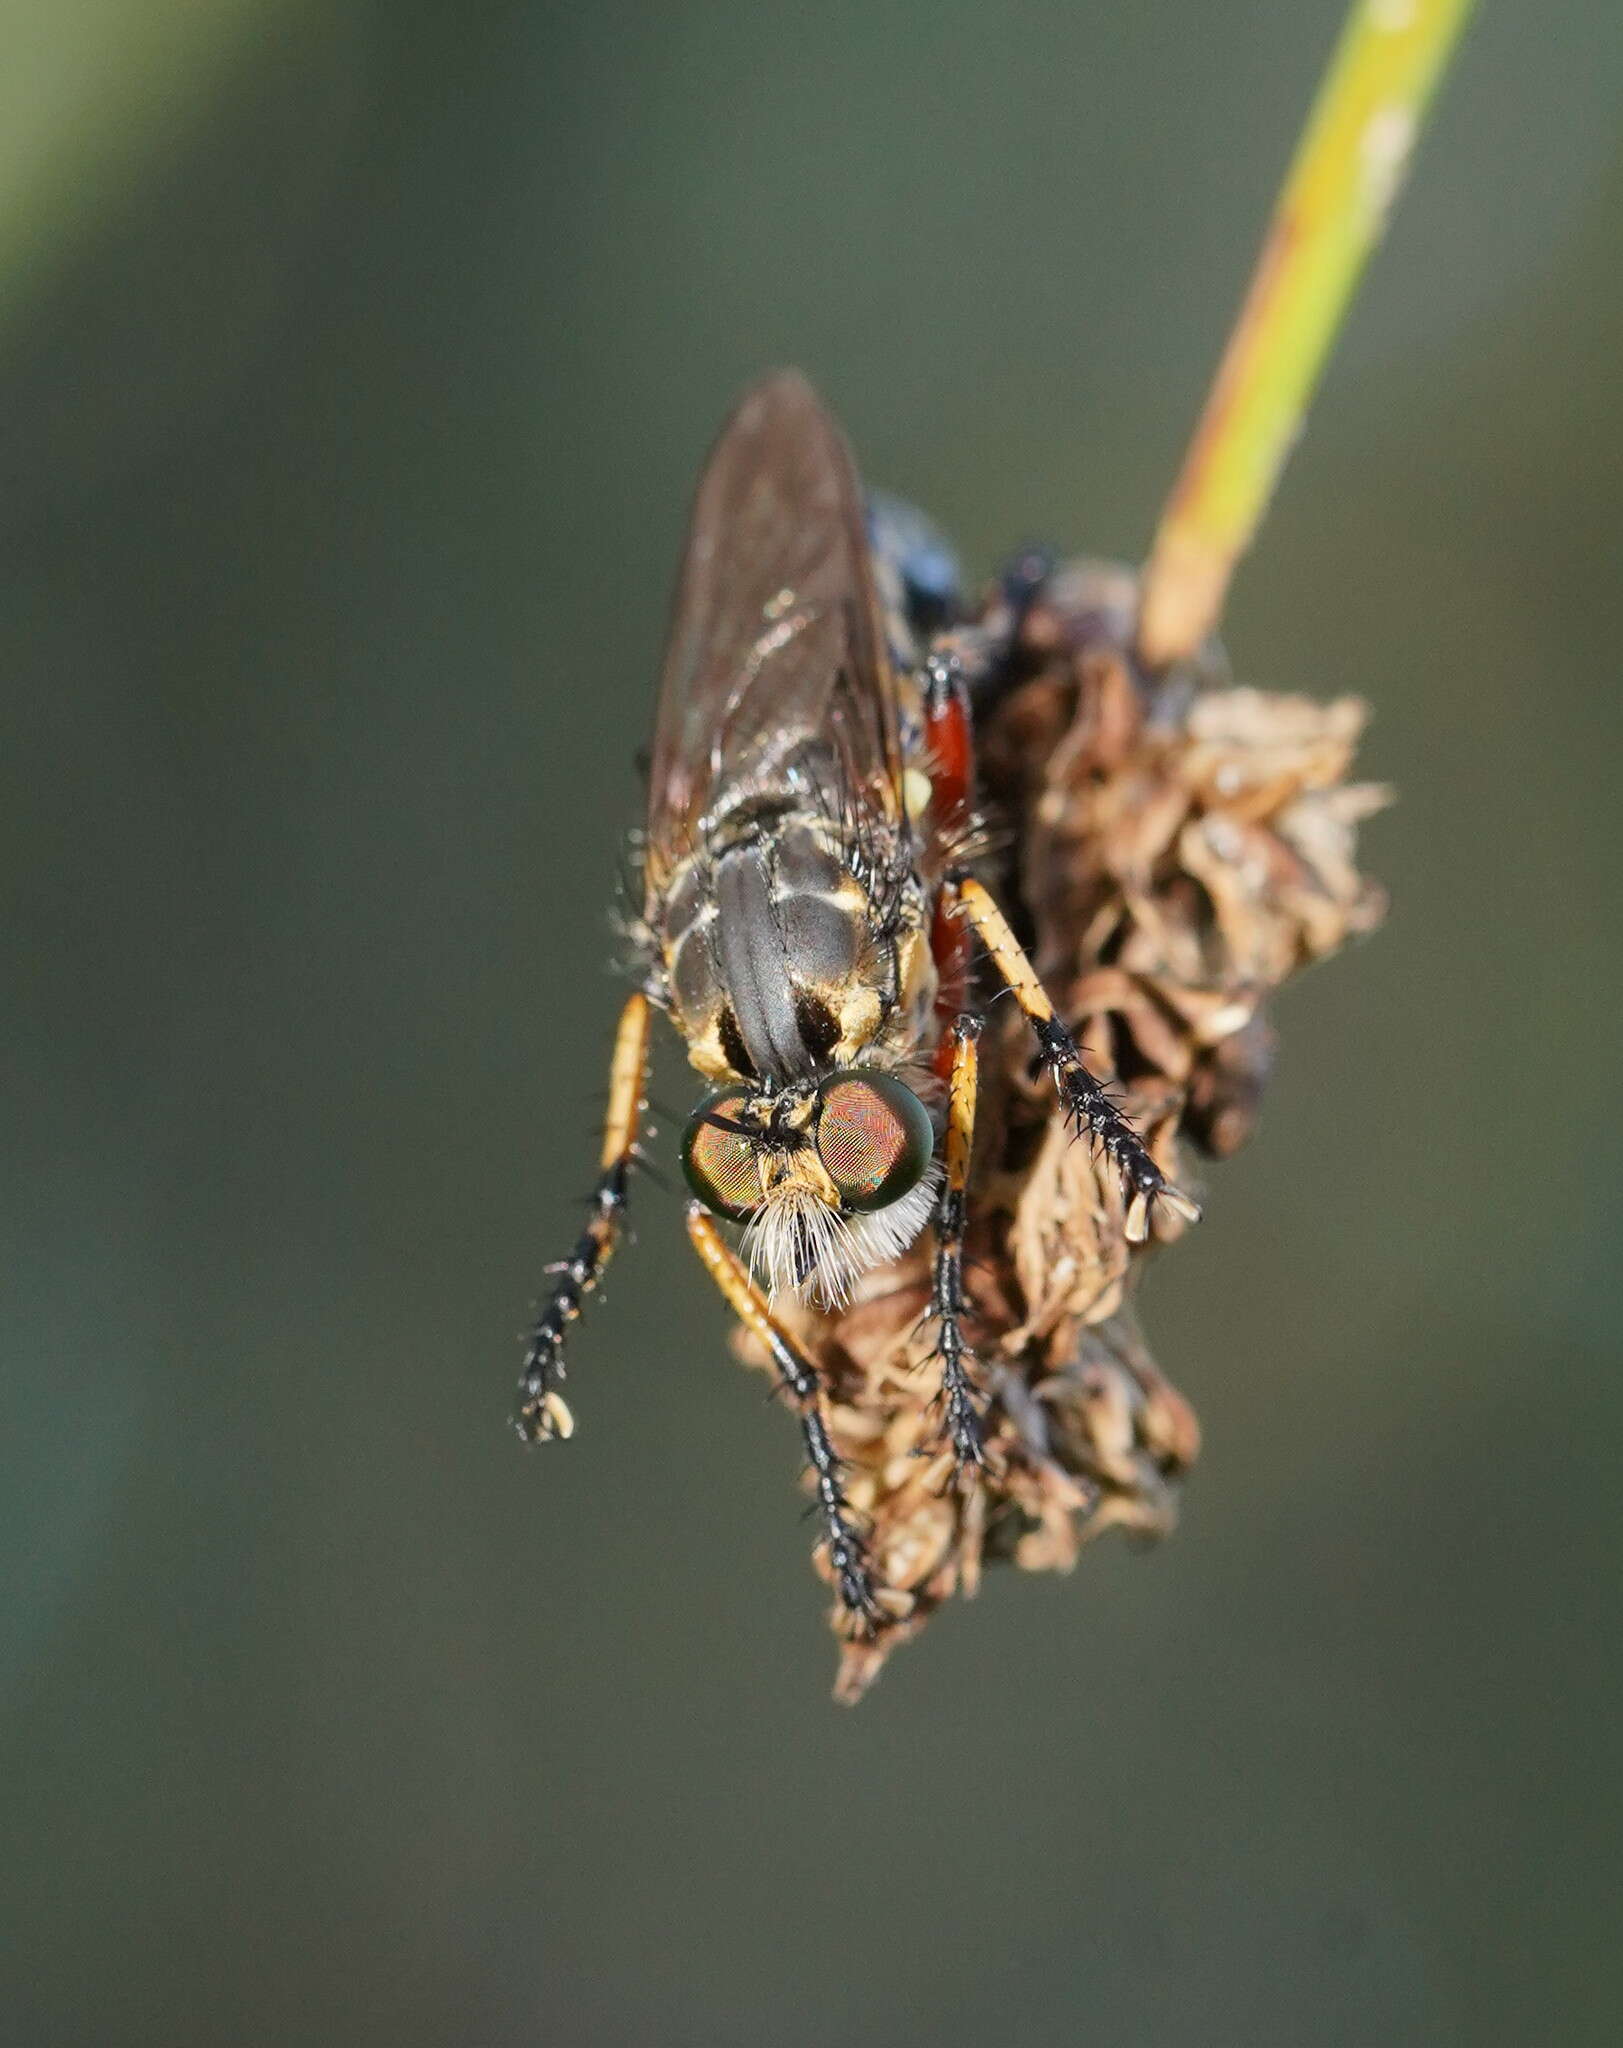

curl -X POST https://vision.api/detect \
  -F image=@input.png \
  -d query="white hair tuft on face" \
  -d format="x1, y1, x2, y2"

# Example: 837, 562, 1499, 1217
742, 1166, 941, 1308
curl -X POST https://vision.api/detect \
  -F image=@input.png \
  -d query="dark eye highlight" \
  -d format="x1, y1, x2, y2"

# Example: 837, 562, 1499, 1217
681, 1089, 762, 1221
814, 1070, 934, 1213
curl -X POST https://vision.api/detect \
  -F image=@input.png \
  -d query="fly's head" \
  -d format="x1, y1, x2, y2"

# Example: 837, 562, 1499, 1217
658, 812, 940, 1301
679, 1066, 939, 1305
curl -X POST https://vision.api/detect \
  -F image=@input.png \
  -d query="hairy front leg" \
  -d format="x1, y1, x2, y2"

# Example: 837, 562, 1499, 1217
686, 1204, 882, 1632
515, 991, 650, 1443
947, 875, 1200, 1241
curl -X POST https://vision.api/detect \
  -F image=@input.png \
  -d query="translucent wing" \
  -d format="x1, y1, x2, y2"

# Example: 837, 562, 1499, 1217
645, 371, 903, 886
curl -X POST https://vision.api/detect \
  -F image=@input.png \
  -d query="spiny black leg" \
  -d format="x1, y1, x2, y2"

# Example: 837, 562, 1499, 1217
948, 875, 1200, 1242
1031, 1014, 1200, 1241
514, 991, 650, 1443
686, 1204, 881, 1631
750, 1323, 880, 1626
516, 1158, 628, 1442
929, 1226, 987, 1473
793, 1376, 880, 1626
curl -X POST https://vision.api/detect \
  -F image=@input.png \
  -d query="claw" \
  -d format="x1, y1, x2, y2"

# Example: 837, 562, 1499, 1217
515, 1387, 575, 1444
536, 1390, 575, 1440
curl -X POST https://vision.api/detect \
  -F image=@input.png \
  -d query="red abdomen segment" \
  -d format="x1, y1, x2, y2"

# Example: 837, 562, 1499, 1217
925, 667, 974, 1078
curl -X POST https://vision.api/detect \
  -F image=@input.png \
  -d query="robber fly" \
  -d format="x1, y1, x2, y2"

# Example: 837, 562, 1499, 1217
515, 371, 1197, 1626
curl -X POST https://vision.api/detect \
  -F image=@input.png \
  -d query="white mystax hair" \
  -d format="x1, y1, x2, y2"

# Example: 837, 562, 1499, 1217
741, 1165, 942, 1309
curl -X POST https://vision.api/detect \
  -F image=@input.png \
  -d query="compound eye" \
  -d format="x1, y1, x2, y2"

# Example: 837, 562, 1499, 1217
681, 1089, 762, 1222
814, 1070, 934, 1213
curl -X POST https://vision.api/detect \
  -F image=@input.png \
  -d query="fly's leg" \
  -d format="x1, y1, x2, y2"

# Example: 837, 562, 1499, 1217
946, 875, 1201, 1241
515, 991, 651, 1443
922, 648, 976, 834
997, 542, 1056, 632
922, 650, 978, 1078
686, 1204, 882, 1632
927, 1012, 989, 1475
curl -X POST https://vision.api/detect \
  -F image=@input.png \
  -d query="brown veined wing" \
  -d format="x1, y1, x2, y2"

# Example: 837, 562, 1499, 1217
644, 371, 904, 892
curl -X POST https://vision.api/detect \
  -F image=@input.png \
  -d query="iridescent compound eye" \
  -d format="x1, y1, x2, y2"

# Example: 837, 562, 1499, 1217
814, 1070, 935, 1213
680, 1089, 763, 1221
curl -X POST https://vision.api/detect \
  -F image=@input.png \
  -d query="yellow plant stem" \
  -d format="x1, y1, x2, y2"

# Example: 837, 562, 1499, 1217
1137, 0, 1476, 671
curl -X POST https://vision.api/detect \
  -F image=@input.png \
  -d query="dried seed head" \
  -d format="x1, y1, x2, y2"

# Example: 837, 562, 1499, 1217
733, 561, 1386, 1698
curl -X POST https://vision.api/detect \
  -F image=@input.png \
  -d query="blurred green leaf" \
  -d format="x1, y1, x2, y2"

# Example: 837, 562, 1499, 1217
0, 0, 314, 323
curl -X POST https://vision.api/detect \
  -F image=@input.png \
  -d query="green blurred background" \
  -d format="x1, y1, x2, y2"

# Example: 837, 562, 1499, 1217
4, 3, 1621, 2042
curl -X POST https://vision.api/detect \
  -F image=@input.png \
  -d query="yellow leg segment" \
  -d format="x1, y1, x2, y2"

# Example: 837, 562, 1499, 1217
516, 991, 651, 1443
929, 1014, 988, 1472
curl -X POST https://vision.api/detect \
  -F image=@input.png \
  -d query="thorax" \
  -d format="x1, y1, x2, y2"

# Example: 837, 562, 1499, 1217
654, 803, 935, 1087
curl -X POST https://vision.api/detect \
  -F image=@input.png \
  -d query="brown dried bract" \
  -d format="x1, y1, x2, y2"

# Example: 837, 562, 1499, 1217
732, 561, 1388, 1699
